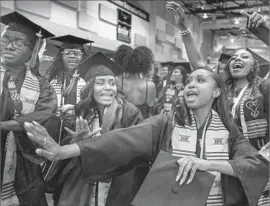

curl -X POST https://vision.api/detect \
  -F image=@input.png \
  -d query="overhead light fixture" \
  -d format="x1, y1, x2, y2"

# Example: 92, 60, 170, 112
234, 18, 240, 24
203, 13, 208, 19
230, 38, 235, 43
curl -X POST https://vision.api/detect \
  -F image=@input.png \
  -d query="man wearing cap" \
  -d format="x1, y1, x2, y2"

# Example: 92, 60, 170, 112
46, 35, 93, 106
0, 11, 58, 206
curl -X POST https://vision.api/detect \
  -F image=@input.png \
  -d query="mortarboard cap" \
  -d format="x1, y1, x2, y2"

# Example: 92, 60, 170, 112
49, 35, 94, 49
161, 61, 173, 67
246, 48, 270, 78
132, 151, 215, 206
1, 11, 54, 40
218, 53, 232, 64
78, 52, 125, 81
172, 62, 192, 73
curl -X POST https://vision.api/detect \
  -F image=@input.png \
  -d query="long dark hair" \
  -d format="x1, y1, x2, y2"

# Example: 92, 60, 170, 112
168, 65, 188, 86
74, 78, 96, 118
175, 67, 238, 135
226, 48, 260, 95
46, 49, 87, 83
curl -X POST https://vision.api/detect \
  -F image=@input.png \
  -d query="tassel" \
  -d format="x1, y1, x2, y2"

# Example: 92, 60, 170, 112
26, 30, 43, 70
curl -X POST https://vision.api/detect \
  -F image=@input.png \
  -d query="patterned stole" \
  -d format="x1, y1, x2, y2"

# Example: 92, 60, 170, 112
50, 75, 85, 110
232, 85, 268, 149
1, 66, 40, 206
171, 110, 229, 206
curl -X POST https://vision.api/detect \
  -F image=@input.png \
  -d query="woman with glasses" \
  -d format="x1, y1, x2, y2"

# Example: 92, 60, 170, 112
0, 11, 58, 206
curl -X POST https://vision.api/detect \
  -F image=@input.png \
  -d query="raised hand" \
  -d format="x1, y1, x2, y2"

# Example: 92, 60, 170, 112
166, 1, 187, 30
176, 156, 209, 185
64, 116, 101, 142
248, 11, 267, 28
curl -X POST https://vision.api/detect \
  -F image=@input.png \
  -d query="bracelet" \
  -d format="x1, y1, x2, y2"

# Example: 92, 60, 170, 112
180, 28, 191, 36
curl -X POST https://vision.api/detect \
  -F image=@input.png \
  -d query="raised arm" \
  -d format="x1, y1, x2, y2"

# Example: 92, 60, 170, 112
166, 1, 206, 70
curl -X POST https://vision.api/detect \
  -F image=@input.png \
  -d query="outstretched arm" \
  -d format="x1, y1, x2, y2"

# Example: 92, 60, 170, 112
166, 1, 206, 70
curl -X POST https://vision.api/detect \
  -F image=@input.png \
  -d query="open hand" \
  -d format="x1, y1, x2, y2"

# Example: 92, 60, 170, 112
64, 116, 101, 142
176, 156, 209, 185
24, 121, 62, 161
166, 1, 187, 30
248, 11, 267, 28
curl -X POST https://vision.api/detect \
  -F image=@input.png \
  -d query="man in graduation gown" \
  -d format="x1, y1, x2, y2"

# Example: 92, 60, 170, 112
0, 11, 58, 206
46, 35, 93, 109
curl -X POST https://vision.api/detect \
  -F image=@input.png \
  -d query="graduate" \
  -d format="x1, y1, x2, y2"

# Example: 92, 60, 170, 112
0, 11, 58, 206
46, 35, 93, 110
25, 67, 268, 206
42, 52, 143, 206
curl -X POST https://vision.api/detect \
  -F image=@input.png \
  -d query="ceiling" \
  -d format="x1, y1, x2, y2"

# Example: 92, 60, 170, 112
178, 0, 269, 41
179, 0, 269, 19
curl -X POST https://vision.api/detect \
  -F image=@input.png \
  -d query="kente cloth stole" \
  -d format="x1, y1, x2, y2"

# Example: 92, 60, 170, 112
171, 110, 229, 206
51, 77, 85, 109
233, 86, 268, 148
1, 66, 40, 206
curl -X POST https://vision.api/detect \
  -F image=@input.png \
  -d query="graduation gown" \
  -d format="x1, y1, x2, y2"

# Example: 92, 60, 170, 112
1, 71, 58, 206
77, 113, 269, 206
44, 99, 144, 206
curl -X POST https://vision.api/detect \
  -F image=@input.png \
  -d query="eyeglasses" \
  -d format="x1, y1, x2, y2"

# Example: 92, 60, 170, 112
62, 50, 83, 57
0, 36, 30, 50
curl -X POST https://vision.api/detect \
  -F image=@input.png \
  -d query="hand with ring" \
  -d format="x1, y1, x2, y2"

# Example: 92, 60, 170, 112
176, 156, 209, 185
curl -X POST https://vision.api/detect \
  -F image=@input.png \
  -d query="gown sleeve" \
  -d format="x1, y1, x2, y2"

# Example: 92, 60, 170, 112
228, 128, 269, 206
77, 114, 170, 182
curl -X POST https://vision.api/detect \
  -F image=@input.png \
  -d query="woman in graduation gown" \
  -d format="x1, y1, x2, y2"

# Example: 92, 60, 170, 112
42, 52, 144, 206
0, 12, 58, 206
165, 2, 270, 204
25, 67, 268, 206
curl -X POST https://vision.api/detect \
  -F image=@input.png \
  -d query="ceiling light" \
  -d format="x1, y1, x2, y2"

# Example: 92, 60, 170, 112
203, 13, 208, 19
230, 38, 235, 43
234, 18, 239, 24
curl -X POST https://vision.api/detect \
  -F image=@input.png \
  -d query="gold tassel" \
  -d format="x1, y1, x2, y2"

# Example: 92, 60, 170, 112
26, 30, 43, 70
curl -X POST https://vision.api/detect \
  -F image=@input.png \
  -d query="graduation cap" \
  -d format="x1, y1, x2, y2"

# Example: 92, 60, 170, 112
49, 35, 94, 50
78, 52, 125, 81
1, 11, 54, 69
160, 61, 173, 67
1, 11, 54, 40
218, 53, 232, 64
132, 151, 215, 206
171, 62, 192, 73
246, 48, 270, 78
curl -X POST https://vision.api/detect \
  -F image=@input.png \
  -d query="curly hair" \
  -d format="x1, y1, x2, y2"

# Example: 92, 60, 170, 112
114, 44, 133, 71
126, 46, 155, 74
114, 45, 155, 75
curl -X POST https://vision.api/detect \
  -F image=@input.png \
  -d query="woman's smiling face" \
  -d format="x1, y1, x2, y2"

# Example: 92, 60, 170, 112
93, 75, 117, 106
229, 49, 255, 79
